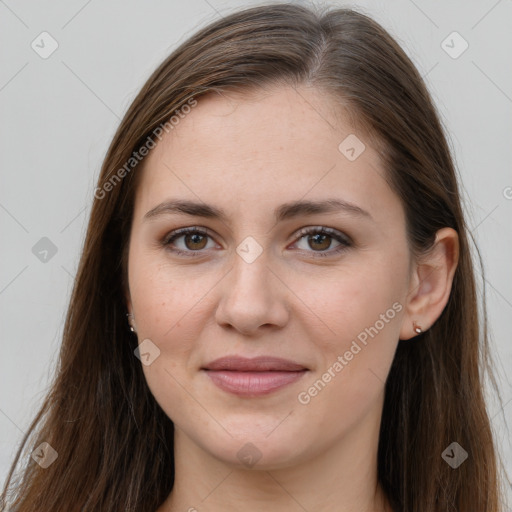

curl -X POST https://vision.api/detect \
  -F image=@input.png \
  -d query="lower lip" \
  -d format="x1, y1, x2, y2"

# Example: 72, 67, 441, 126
203, 370, 308, 397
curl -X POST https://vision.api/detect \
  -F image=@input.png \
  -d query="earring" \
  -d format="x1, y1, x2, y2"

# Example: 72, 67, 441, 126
126, 313, 136, 333
413, 321, 422, 335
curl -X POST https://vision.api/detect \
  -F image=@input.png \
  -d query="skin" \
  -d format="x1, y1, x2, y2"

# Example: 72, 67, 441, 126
125, 85, 459, 512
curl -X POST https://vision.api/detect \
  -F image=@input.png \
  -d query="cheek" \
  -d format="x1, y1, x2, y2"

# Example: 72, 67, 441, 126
128, 253, 222, 401
129, 257, 212, 424
129, 247, 212, 337
307, 254, 406, 342
295, 256, 406, 414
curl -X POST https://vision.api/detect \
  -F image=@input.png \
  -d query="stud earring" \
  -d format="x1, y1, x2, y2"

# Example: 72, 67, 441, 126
126, 313, 136, 333
413, 321, 422, 335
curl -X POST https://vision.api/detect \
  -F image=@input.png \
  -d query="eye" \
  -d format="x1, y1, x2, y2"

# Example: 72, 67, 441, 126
162, 227, 217, 257
290, 226, 352, 258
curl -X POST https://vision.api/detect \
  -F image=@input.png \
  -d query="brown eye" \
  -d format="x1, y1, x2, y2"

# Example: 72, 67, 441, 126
292, 227, 352, 258
163, 228, 215, 256
307, 232, 332, 251
183, 232, 208, 250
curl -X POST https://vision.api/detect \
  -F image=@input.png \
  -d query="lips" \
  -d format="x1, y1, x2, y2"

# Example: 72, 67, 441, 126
202, 356, 308, 372
201, 356, 308, 397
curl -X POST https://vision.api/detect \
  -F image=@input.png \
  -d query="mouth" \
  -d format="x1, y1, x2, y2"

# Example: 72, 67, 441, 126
201, 356, 309, 397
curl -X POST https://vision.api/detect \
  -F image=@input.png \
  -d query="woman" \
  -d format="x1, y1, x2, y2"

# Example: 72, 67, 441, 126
1, 3, 506, 511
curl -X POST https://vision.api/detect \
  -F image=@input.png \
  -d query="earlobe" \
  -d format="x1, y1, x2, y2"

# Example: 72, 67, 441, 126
126, 312, 137, 333
400, 227, 459, 340
125, 290, 137, 334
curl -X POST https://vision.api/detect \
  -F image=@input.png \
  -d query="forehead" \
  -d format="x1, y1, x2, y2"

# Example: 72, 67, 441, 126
132, 85, 399, 226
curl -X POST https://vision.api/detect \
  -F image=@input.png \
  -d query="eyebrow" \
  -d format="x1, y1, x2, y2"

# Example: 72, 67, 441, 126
144, 198, 373, 223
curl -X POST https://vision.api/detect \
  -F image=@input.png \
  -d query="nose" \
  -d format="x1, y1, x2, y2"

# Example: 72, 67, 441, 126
215, 250, 290, 336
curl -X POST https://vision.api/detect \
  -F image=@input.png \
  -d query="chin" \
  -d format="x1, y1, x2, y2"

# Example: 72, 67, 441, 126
198, 426, 311, 471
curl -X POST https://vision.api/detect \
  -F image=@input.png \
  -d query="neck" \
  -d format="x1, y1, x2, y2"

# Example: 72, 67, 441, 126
158, 400, 391, 512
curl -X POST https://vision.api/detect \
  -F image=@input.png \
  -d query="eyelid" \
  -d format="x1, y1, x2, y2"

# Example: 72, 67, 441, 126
161, 226, 216, 248
291, 225, 352, 245
162, 227, 229, 259
288, 226, 352, 258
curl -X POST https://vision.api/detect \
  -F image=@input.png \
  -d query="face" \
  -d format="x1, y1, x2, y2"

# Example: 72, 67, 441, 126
127, 85, 412, 469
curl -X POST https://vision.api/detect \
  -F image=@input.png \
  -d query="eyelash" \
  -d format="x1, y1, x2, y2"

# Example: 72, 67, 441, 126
162, 226, 352, 259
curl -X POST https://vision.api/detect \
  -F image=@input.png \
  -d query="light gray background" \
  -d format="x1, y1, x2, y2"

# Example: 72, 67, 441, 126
1, 0, 511, 504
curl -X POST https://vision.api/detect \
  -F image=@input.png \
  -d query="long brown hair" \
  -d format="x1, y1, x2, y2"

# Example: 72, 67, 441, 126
2, 3, 506, 511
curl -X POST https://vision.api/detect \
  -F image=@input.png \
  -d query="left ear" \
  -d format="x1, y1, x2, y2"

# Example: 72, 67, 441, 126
399, 227, 459, 340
